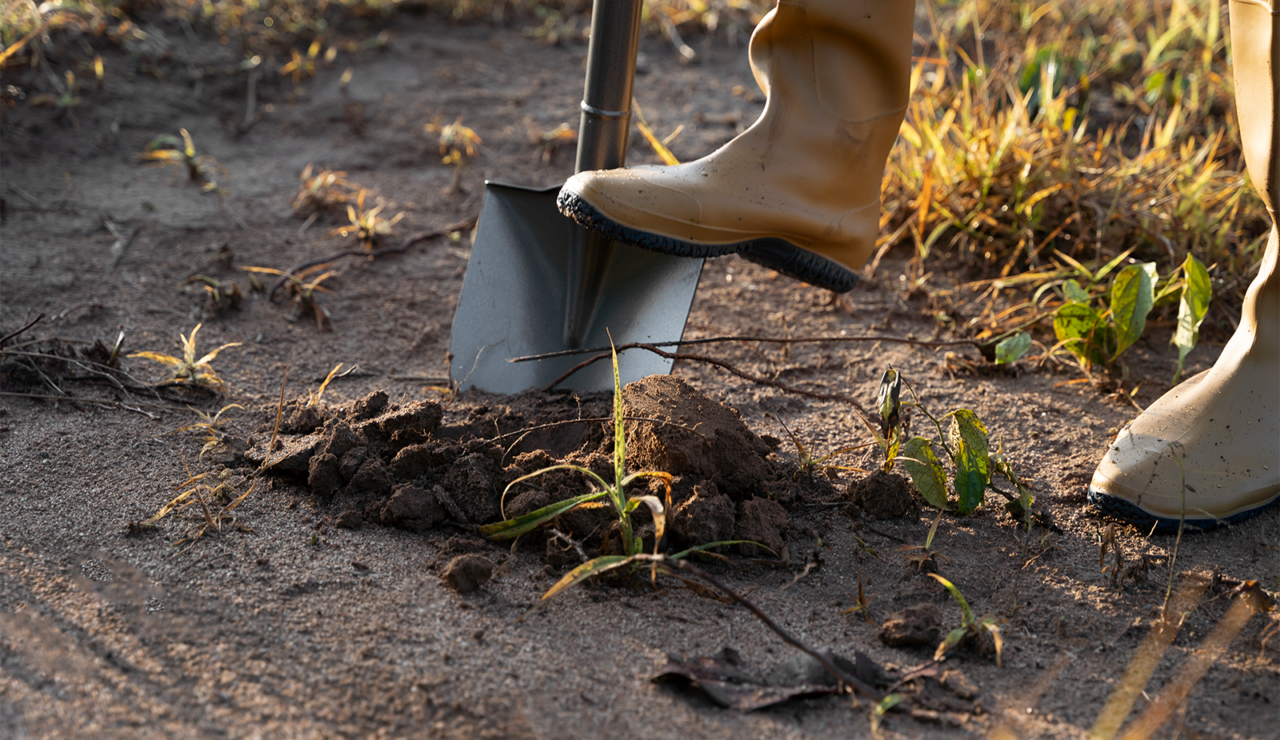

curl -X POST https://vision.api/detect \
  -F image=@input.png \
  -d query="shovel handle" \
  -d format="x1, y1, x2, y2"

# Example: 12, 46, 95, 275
575, 0, 643, 173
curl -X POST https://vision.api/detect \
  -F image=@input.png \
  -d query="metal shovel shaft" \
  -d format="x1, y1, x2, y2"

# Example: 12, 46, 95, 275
563, 0, 643, 348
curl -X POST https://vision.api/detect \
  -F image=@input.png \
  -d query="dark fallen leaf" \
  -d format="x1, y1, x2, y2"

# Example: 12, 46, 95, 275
652, 646, 889, 712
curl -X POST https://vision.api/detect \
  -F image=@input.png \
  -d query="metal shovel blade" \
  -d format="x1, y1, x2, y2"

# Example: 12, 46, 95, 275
448, 181, 703, 394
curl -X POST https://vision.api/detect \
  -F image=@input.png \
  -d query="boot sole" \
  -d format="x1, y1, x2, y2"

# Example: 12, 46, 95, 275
1087, 486, 1280, 533
557, 190, 860, 293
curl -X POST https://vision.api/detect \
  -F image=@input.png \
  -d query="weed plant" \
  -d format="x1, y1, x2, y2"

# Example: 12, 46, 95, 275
870, 367, 1033, 519
326, 190, 404, 249
929, 573, 1003, 666
129, 323, 240, 392
139, 129, 228, 191
480, 340, 753, 599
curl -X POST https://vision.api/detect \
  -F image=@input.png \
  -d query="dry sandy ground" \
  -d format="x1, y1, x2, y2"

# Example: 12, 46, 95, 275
2, 12, 1278, 739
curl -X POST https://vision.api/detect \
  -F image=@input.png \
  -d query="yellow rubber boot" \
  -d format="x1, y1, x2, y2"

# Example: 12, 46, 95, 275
556, 0, 915, 292
1088, 0, 1280, 531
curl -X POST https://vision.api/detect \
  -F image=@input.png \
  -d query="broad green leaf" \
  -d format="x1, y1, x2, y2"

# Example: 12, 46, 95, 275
1173, 254, 1211, 384
542, 555, 637, 600
948, 410, 990, 515
898, 437, 949, 510
1110, 263, 1155, 360
1054, 302, 1115, 366
994, 332, 1032, 364
479, 487, 607, 540
1062, 279, 1090, 303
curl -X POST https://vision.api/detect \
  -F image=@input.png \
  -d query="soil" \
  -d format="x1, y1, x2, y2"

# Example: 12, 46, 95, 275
2, 11, 1278, 740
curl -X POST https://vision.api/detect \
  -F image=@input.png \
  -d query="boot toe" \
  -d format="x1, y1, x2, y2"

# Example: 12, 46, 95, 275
1086, 371, 1280, 531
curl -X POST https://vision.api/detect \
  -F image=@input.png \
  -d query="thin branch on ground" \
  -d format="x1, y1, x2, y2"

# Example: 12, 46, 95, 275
0, 313, 45, 348
512, 333, 982, 363
660, 557, 884, 701
269, 215, 478, 299
542, 342, 871, 416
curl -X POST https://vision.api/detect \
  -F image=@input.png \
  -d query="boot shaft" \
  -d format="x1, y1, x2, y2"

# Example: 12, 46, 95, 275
1231, 0, 1280, 211
749, 0, 916, 123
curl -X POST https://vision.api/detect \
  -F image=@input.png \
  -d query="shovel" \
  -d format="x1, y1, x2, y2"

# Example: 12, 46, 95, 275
448, 0, 704, 394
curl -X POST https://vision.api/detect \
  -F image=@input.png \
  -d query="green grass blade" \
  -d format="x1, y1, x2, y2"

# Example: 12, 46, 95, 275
499, 464, 608, 518
929, 573, 975, 626
669, 540, 777, 560
479, 488, 607, 540
542, 555, 638, 600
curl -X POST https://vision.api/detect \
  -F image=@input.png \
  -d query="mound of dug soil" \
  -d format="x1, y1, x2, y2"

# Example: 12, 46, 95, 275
247, 382, 808, 564
621, 375, 773, 500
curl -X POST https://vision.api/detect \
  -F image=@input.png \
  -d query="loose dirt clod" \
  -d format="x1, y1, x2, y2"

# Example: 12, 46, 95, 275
734, 497, 788, 557
879, 603, 943, 648
334, 509, 363, 529
847, 469, 920, 519
441, 554, 494, 593
622, 376, 772, 499
670, 482, 737, 549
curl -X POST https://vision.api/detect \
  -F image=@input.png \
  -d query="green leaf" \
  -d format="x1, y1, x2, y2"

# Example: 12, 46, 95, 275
994, 332, 1032, 364
1173, 254, 1211, 384
479, 488, 608, 540
929, 573, 975, 626
948, 410, 990, 515
1062, 279, 1090, 303
1109, 263, 1155, 360
898, 437, 949, 510
542, 555, 638, 600
1094, 246, 1137, 283
1053, 301, 1115, 366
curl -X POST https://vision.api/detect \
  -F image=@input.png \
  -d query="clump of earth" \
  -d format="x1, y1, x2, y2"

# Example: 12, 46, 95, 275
245, 376, 835, 567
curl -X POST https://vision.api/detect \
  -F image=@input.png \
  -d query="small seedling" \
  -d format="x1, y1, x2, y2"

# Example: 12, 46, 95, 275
137, 457, 256, 548
279, 38, 321, 85
898, 508, 948, 572
307, 362, 343, 408
128, 323, 240, 393
327, 190, 403, 249
242, 264, 337, 330
769, 413, 869, 481
292, 164, 360, 218
480, 338, 759, 599
180, 275, 242, 315
139, 128, 228, 190
168, 404, 244, 459
930, 573, 1003, 667
864, 367, 1032, 518
28, 69, 80, 122
839, 568, 878, 624
424, 115, 482, 193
